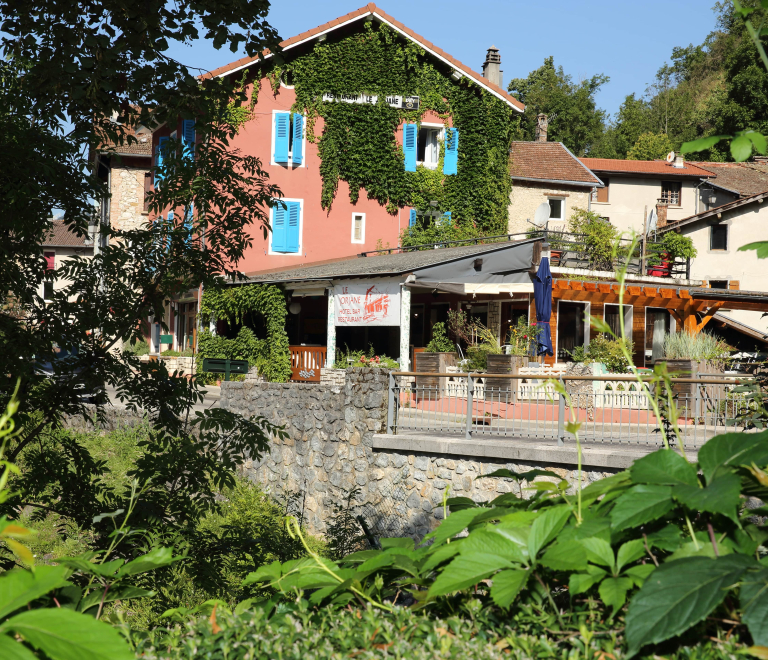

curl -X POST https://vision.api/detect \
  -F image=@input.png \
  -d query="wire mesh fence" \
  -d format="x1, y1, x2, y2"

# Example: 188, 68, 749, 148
388, 371, 757, 449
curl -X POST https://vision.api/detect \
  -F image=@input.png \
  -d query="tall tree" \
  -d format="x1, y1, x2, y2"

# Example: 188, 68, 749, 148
507, 56, 609, 156
0, 0, 285, 549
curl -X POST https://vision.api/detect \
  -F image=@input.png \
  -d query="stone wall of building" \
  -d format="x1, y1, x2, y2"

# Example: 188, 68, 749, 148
221, 368, 618, 539
508, 182, 591, 235
110, 165, 150, 234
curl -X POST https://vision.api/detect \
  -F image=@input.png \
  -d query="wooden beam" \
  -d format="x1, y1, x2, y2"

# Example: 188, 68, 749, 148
598, 283, 612, 294
584, 282, 598, 292
695, 302, 725, 334
679, 289, 692, 299
571, 281, 584, 291
555, 280, 570, 290
659, 288, 675, 299
627, 286, 643, 296
643, 287, 658, 298
669, 309, 684, 327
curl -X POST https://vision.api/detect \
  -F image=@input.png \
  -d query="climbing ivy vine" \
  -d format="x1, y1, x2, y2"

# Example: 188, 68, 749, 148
263, 21, 516, 234
199, 284, 291, 382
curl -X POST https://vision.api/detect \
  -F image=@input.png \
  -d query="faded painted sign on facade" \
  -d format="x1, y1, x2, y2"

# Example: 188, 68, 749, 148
334, 280, 401, 326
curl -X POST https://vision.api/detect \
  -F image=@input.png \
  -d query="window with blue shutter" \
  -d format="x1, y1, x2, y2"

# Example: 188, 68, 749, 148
403, 124, 417, 172
184, 203, 193, 245
274, 113, 290, 163
440, 211, 452, 226
155, 136, 169, 186
443, 128, 459, 175
409, 209, 417, 227
165, 211, 174, 253
291, 114, 304, 166
286, 202, 300, 252
182, 119, 195, 159
271, 203, 287, 252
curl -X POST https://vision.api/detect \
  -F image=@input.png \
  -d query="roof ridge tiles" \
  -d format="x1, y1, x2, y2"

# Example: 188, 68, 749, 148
201, 3, 524, 112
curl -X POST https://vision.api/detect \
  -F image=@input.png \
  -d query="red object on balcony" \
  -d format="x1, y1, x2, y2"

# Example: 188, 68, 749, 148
647, 252, 672, 277
290, 346, 327, 382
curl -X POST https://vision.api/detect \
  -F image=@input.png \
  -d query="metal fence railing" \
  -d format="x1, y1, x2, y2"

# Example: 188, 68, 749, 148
387, 371, 757, 449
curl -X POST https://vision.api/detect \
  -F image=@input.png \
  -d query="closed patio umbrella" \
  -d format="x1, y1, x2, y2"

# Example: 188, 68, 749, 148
533, 254, 553, 356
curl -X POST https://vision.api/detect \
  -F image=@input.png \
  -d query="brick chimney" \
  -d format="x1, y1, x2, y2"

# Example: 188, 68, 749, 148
656, 201, 668, 229
482, 45, 503, 88
535, 113, 548, 142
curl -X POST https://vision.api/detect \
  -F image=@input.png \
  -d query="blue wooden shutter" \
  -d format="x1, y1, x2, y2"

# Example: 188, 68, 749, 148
292, 114, 304, 166
272, 203, 286, 251
443, 128, 459, 175
409, 209, 417, 227
403, 123, 417, 172
274, 112, 290, 163
182, 119, 195, 159
184, 203, 193, 245
441, 211, 452, 226
155, 136, 169, 185
286, 202, 300, 253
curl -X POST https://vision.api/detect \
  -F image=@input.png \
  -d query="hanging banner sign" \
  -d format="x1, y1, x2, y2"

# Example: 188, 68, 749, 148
321, 93, 420, 110
334, 280, 401, 326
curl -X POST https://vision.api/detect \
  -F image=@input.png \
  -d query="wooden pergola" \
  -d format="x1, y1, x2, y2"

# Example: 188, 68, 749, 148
539, 278, 768, 366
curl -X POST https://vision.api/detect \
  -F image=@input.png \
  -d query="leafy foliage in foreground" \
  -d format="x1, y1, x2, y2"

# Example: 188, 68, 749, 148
136, 601, 750, 660
245, 432, 768, 658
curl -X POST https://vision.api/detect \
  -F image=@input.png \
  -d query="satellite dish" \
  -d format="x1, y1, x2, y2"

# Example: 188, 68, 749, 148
666, 151, 675, 163
532, 202, 551, 228
647, 208, 658, 234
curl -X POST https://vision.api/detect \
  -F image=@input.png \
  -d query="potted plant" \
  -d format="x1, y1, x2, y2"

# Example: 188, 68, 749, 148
414, 321, 457, 396
657, 330, 730, 400
647, 232, 697, 276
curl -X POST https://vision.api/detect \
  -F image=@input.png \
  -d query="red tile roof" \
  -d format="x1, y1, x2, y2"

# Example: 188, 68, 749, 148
580, 158, 715, 178
509, 142, 602, 186
203, 3, 524, 112
43, 220, 93, 248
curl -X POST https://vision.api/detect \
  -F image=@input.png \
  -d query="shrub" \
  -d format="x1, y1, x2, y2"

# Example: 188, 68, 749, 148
333, 344, 399, 369
123, 338, 150, 356
568, 207, 620, 271
505, 317, 541, 356
663, 330, 731, 365
426, 322, 455, 353
197, 326, 291, 383
573, 334, 634, 373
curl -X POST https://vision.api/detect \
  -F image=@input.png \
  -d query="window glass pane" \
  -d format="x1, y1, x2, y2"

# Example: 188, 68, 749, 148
549, 199, 563, 220
710, 224, 728, 250
645, 308, 670, 363
604, 304, 631, 338
417, 128, 427, 162
557, 301, 587, 360
662, 181, 682, 205
353, 215, 362, 240
427, 130, 439, 164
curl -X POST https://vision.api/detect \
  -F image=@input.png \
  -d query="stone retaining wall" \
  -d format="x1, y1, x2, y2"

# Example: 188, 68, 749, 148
221, 368, 618, 539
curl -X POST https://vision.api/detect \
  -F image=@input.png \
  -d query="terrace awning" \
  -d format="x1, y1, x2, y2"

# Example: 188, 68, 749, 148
405, 240, 535, 294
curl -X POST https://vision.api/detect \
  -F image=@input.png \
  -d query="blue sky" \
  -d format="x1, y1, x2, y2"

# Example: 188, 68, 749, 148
167, 0, 721, 118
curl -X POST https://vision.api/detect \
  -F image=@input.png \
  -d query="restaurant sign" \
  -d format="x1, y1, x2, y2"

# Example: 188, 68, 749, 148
322, 93, 420, 110
334, 280, 401, 326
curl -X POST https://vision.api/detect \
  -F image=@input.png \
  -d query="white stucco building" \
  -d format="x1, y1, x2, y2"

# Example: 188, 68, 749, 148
661, 192, 768, 334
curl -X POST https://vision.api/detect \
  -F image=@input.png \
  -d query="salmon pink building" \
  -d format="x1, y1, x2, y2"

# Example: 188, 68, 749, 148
153, 3, 523, 278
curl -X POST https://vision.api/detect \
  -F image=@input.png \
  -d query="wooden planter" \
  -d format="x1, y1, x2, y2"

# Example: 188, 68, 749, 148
415, 352, 457, 398
656, 359, 725, 405
484, 354, 527, 401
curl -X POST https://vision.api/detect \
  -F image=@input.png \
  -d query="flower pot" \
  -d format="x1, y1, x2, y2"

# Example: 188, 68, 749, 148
655, 359, 725, 405
484, 354, 526, 401
415, 352, 457, 398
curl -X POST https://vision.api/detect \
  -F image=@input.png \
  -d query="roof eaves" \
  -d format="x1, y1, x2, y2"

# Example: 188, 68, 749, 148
509, 175, 601, 188
205, 3, 524, 113
558, 143, 604, 186
662, 192, 767, 232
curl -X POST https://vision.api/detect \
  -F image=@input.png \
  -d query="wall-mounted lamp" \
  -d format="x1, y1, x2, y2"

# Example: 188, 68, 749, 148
289, 301, 301, 315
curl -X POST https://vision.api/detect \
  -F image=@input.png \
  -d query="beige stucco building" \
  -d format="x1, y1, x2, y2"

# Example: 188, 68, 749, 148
41, 221, 95, 302
508, 141, 602, 235
661, 192, 768, 333
581, 158, 717, 234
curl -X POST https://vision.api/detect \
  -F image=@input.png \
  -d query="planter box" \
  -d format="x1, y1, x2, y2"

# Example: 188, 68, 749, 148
656, 359, 725, 404
415, 352, 457, 398
484, 354, 527, 401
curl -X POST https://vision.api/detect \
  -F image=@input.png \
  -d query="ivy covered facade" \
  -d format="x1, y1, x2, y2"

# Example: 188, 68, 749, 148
203, 3, 524, 275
